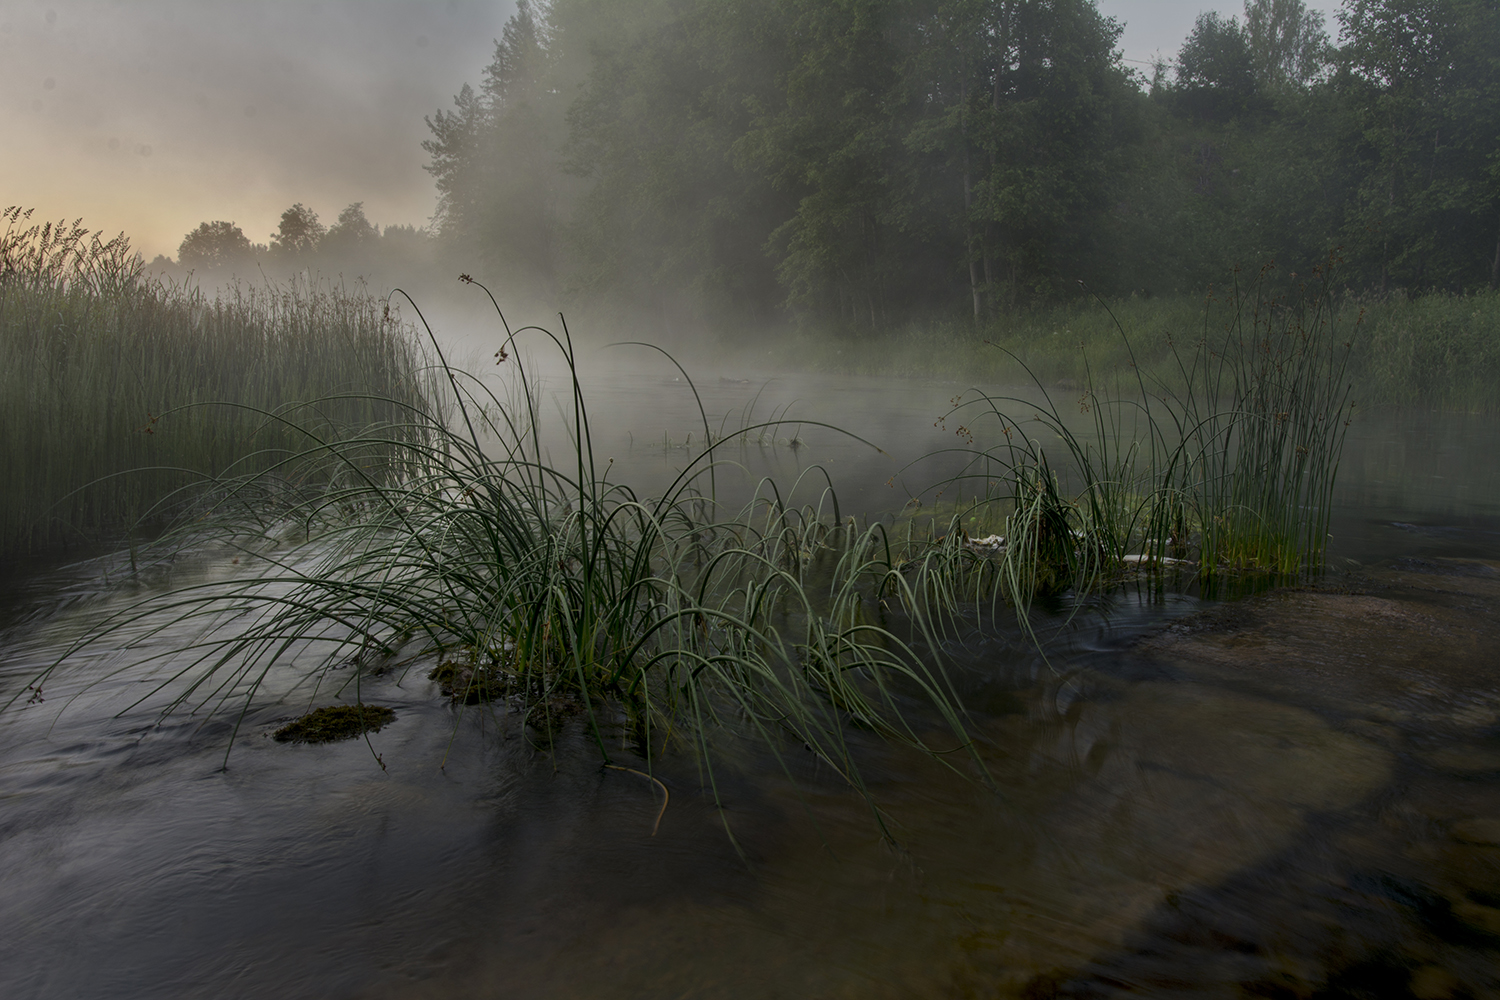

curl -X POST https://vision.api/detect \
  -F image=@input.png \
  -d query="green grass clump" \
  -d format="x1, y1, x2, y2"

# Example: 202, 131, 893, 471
15, 266, 1353, 829
924, 256, 1354, 621
27, 278, 991, 827
273, 704, 396, 744
0, 206, 427, 565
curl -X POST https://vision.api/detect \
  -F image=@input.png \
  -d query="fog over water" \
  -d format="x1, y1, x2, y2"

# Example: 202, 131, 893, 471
3, 0, 1338, 261
9, 3, 1500, 996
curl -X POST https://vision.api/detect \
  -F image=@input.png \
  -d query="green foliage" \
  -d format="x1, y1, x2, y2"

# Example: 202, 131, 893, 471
424, 0, 1142, 330
1333, 0, 1500, 292
563, 0, 786, 321
1245, 0, 1333, 91
1173, 11, 1261, 121
410, 0, 1498, 333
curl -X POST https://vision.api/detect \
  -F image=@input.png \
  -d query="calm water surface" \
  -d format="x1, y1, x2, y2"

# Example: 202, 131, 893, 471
4, 368, 1500, 998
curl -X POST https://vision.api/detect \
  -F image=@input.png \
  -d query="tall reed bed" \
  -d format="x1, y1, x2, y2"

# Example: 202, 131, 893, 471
1352, 289, 1500, 410
0, 207, 425, 564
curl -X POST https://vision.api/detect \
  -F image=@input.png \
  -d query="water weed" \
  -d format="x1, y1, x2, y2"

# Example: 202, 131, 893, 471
9, 264, 1354, 832
21, 279, 992, 832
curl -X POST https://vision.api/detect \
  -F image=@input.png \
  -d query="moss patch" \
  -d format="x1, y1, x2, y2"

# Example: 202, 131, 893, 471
273, 704, 396, 744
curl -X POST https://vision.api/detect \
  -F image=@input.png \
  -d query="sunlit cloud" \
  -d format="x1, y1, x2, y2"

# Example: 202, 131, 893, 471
1, 0, 513, 259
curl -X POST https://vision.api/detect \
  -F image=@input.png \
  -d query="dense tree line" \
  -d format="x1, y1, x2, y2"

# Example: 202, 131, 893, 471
164, 0, 1498, 332
421, 0, 1496, 333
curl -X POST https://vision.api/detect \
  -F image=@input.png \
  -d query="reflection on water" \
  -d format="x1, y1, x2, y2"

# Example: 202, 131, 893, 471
5, 375, 1500, 998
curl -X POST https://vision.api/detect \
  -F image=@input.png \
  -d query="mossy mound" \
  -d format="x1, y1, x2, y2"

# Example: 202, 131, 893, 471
273, 704, 396, 744
429, 654, 509, 704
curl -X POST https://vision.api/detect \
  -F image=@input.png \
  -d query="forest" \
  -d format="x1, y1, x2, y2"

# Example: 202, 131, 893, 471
403, 0, 1498, 336
157, 0, 1500, 344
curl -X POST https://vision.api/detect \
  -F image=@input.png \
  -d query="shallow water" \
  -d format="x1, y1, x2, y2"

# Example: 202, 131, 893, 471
4, 370, 1500, 998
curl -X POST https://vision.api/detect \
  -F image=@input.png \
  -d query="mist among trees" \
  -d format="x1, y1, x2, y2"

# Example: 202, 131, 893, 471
173, 0, 1499, 336
164, 201, 431, 288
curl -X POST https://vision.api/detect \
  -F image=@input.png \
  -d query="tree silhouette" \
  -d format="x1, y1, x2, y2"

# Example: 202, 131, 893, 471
323, 202, 378, 250
270, 203, 325, 258
1245, 0, 1331, 92
178, 221, 254, 270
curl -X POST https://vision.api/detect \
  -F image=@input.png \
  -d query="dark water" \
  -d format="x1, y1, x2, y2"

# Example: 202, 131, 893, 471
4, 371, 1500, 998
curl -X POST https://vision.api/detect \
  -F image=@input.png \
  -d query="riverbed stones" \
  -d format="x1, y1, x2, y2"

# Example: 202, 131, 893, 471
1450, 817, 1500, 845
1410, 964, 1462, 1000
1420, 744, 1500, 773
716, 674, 1394, 996
1136, 560, 1500, 738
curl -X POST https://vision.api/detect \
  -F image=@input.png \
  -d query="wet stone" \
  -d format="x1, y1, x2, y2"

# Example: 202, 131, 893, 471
1451, 899, 1500, 936
1136, 563, 1500, 739
1420, 745, 1500, 774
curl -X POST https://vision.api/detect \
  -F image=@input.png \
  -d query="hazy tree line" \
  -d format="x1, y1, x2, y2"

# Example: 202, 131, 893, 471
418, 0, 1498, 334
164, 202, 430, 282
166, 0, 1497, 333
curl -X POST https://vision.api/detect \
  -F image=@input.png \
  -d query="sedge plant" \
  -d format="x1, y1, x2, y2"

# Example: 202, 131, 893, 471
17, 277, 991, 835
921, 255, 1355, 624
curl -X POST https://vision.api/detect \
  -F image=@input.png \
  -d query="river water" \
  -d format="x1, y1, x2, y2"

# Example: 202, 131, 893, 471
4, 366, 1500, 998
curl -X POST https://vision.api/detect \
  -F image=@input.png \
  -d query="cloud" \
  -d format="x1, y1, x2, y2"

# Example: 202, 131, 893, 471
0, 0, 513, 258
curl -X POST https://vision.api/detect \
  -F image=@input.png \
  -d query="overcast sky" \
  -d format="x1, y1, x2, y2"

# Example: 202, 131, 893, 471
3, 0, 1343, 262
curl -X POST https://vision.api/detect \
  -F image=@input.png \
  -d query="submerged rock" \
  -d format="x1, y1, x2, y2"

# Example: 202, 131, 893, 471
1136, 559, 1500, 735
1451, 817, 1500, 845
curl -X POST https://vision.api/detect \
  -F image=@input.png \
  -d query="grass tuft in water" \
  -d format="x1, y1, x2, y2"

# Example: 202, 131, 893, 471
26, 277, 989, 834
273, 704, 396, 744
925, 255, 1355, 621
14, 264, 1355, 831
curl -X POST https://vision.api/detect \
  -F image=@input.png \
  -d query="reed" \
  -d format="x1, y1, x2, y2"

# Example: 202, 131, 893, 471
1168, 264, 1355, 576
1352, 289, 1500, 411
12, 262, 1353, 824
24, 278, 986, 830
0, 207, 425, 565
926, 257, 1355, 617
